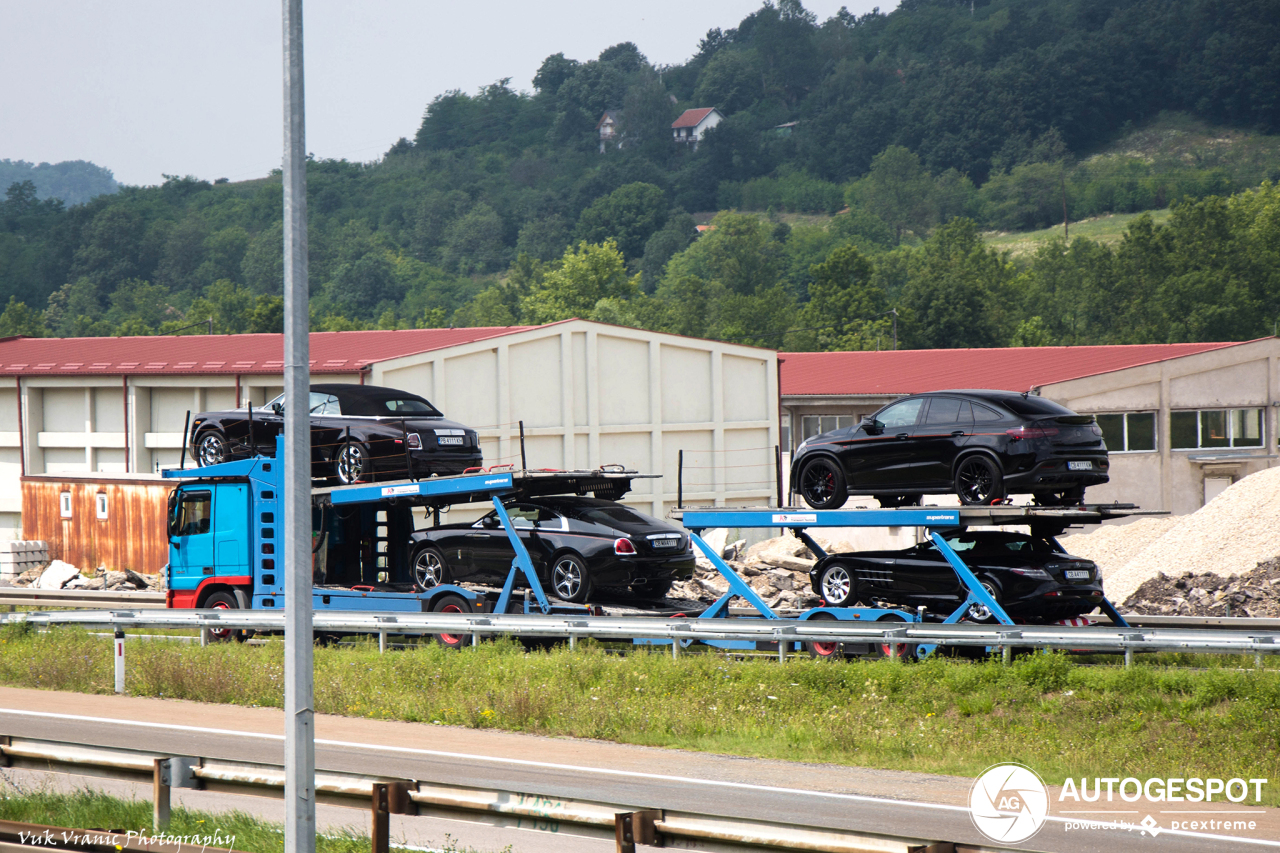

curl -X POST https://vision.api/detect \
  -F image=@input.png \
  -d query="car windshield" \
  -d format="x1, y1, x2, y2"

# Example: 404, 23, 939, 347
926, 533, 1061, 555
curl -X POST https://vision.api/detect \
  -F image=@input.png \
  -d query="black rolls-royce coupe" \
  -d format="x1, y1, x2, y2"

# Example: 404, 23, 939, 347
189, 383, 482, 484
408, 496, 696, 603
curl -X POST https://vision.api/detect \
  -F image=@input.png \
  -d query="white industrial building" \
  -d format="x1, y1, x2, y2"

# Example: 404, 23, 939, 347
0, 320, 780, 538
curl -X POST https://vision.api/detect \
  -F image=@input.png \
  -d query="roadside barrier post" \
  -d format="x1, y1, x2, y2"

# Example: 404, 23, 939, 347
614, 812, 636, 853
1124, 647, 1133, 668
371, 783, 390, 853
1002, 645, 1011, 665
113, 630, 125, 693
153, 758, 170, 829
378, 631, 386, 654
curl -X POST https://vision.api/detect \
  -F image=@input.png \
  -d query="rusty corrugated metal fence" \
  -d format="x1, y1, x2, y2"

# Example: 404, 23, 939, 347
20, 476, 170, 574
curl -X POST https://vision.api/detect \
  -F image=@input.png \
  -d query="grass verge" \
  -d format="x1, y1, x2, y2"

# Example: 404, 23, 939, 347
984, 209, 1172, 256
2, 623, 1278, 806
0, 785, 504, 853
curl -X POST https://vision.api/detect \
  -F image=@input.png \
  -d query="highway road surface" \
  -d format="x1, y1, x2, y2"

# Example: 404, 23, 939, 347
0, 687, 1274, 853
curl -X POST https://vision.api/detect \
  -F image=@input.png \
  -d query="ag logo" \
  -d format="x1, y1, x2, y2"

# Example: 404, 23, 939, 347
969, 763, 1049, 843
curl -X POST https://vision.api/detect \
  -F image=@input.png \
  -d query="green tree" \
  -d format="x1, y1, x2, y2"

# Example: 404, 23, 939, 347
899, 219, 1015, 348
522, 240, 638, 323
575, 183, 668, 260
0, 297, 46, 337
442, 203, 508, 273
848, 147, 938, 242
790, 245, 888, 351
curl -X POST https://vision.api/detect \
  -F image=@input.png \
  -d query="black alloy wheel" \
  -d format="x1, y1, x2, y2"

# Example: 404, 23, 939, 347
551, 553, 592, 603
411, 545, 451, 592
799, 457, 848, 510
430, 593, 473, 649
195, 431, 229, 467
335, 441, 371, 485
819, 562, 855, 607
954, 455, 1005, 505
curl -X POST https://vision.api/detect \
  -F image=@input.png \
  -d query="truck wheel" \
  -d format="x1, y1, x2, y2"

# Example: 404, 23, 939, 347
202, 591, 247, 643
411, 545, 451, 591
874, 612, 916, 662
551, 554, 592, 603
335, 441, 370, 485
430, 594, 473, 649
195, 431, 229, 467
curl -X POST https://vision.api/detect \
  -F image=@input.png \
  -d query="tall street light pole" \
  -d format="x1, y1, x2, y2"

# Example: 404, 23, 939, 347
282, 2, 315, 853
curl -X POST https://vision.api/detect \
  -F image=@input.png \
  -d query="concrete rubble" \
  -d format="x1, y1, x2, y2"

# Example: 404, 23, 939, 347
1122, 556, 1280, 618
671, 531, 853, 611
8, 559, 165, 592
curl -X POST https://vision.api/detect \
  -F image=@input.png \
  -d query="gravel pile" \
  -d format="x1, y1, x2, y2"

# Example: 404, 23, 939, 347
1058, 517, 1180, 580
1103, 466, 1280, 605
1123, 557, 1280, 617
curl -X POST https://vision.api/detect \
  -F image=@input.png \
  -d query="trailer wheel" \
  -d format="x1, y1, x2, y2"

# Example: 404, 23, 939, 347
873, 612, 916, 662
411, 545, 451, 591
966, 580, 1003, 622
551, 554, 592, 603
201, 591, 247, 643
805, 611, 846, 661
430, 594, 473, 649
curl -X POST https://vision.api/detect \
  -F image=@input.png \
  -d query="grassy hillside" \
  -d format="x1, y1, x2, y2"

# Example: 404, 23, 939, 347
985, 209, 1173, 256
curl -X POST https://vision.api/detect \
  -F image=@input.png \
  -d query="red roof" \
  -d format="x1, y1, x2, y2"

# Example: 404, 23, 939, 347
780, 342, 1258, 397
0, 326, 534, 377
672, 108, 717, 129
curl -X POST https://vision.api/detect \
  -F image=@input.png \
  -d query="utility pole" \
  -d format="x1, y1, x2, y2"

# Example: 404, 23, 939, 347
282, 3, 314, 853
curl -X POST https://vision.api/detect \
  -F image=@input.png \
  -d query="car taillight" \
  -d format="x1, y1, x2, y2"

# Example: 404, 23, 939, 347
1006, 425, 1059, 440
614, 538, 636, 555
406, 433, 422, 449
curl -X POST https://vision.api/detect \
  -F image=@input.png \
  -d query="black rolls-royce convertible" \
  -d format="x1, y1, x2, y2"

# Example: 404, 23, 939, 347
189, 383, 482, 484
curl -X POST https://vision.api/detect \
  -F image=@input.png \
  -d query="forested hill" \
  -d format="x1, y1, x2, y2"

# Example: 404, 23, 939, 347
1, 0, 1279, 350
0, 160, 118, 207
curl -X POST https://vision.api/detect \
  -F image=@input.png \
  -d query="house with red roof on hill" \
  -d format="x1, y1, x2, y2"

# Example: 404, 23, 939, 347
671, 108, 723, 149
778, 339, 1280, 516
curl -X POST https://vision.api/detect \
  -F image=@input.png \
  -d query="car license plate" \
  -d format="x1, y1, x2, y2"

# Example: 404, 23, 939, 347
1068, 461, 1093, 470
1065, 570, 1091, 580
438, 436, 464, 446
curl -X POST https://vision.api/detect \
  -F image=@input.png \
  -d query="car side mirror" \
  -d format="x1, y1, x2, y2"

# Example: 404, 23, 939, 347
271, 402, 283, 415
861, 417, 884, 435
483, 515, 500, 528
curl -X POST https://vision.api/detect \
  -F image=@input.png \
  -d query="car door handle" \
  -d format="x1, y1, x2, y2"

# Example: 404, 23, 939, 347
895, 433, 910, 440
465, 533, 488, 539
951, 430, 966, 437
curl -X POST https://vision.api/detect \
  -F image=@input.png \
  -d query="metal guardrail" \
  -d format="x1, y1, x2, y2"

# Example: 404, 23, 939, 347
0, 588, 167, 609
0, 735, 979, 853
5, 607, 1280, 659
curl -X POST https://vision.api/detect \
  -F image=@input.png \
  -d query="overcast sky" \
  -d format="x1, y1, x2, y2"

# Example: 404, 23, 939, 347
3, 1, 897, 188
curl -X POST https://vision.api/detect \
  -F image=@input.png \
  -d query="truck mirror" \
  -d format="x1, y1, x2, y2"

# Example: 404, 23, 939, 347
167, 489, 180, 537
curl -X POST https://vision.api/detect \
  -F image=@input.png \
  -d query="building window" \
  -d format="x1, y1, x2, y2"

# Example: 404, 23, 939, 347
801, 414, 854, 440
1170, 408, 1263, 450
1095, 412, 1157, 452
60, 492, 72, 519
96, 493, 109, 520
780, 419, 791, 452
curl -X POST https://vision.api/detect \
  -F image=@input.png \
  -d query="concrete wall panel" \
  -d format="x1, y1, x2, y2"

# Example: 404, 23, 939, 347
597, 336, 650, 425
660, 347, 712, 424
444, 350, 499, 428
1062, 382, 1161, 413
723, 355, 768, 422
43, 389, 85, 430
509, 337, 562, 428
572, 332, 588, 427
599, 432, 652, 493
1169, 360, 1269, 408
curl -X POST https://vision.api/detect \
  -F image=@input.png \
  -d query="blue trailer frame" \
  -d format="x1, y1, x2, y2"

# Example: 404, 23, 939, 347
675, 506, 1131, 657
